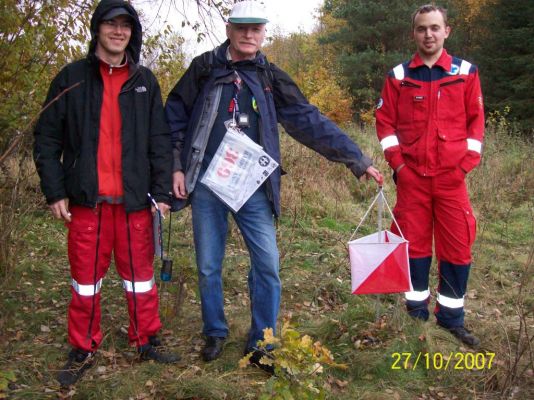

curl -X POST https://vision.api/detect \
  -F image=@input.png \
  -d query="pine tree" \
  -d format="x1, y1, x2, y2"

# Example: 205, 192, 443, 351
476, 0, 534, 134
319, 0, 422, 120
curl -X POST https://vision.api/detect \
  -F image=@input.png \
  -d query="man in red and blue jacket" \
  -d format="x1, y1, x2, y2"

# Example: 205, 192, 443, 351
375, 4, 484, 347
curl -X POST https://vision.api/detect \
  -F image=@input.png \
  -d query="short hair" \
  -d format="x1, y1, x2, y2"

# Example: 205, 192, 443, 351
412, 4, 448, 28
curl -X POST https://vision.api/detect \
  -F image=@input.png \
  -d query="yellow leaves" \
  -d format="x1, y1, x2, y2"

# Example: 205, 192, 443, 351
247, 320, 345, 398
238, 353, 253, 369
262, 327, 281, 346
260, 355, 274, 366
263, 30, 354, 125
300, 334, 312, 348
307, 68, 354, 125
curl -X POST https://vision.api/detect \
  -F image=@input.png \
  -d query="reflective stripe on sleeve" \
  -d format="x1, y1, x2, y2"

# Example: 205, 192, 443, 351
122, 276, 155, 293
467, 138, 482, 153
405, 289, 430, 302
380, 135, 400, 151
437, 293, 464, 308
459, 60, 472, 75
393, 64, 405, 80
72, 278, 103, 296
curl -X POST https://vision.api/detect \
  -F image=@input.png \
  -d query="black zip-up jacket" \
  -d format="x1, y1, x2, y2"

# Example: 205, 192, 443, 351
33, 0, 171, 212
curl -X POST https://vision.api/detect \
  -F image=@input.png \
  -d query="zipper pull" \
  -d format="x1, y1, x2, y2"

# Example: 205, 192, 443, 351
109, 65, 112, 75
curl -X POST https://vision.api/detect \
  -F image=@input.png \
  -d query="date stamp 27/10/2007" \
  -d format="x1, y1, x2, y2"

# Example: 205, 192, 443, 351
391, 352, 496, 370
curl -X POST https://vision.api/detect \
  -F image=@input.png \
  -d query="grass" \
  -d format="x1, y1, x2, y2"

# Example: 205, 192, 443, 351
0, 124, 533, 399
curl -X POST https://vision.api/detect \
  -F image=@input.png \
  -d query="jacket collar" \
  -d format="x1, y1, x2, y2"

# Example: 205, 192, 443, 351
216, 39, 268, 69
409, 49, 452, 70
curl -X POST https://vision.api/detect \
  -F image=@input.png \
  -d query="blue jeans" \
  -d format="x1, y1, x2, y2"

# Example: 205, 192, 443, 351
190, 183, 281, 350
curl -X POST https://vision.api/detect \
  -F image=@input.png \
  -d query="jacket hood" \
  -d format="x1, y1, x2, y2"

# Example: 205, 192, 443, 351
88, 0, 142, 64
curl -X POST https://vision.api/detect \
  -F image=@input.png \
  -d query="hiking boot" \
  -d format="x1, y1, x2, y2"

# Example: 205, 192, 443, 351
246, 349, 275, 375
57, 348, 95, 387
446, 326, 480, 348
138, 343, 180, 363
201, 336, 226, 362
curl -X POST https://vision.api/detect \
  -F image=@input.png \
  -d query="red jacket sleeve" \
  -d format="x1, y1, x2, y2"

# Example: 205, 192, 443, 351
375, 75, 405, 171
459, 68, 485, 174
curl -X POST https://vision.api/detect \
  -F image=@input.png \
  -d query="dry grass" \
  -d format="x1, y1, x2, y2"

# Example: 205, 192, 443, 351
0, 124, 532, 399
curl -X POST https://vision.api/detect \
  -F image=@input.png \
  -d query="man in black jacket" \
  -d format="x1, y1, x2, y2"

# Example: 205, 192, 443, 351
33, 0, 178, 387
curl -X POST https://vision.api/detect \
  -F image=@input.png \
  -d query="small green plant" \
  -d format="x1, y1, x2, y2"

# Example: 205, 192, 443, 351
0, 370, 16, 398
240, 320, 347, 400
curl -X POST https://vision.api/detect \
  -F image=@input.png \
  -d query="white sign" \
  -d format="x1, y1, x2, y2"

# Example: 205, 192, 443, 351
200, 127, 278, 212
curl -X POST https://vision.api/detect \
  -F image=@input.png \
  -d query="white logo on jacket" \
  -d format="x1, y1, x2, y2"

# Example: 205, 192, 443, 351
135, 86, 147, 93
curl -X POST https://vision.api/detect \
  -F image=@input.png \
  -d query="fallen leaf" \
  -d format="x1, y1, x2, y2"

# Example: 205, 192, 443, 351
335, 379, 348, 388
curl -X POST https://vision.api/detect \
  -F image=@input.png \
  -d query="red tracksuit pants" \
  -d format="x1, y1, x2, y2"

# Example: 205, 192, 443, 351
67, 204, 161, 352
391, 167, 477, 328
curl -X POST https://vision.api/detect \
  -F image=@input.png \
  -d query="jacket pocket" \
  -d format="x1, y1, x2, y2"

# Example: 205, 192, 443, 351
397, 81, 427, 144
399, 81, 427, 120
438, 78, 466, 128
437, 131, 467, 170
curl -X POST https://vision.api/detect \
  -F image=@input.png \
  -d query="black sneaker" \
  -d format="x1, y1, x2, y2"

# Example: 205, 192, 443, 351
446, 326, 480, 347
138, 343, 180, 363
201, 336, 226, 362
246, 349, 275, 375
57, 349, 95, 387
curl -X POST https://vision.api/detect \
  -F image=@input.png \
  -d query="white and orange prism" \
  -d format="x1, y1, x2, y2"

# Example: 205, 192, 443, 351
348, 230, 411, 294
348, 189, 412, 295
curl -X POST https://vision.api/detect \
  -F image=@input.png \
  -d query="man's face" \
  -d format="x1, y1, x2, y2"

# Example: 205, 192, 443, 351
226, 23, 266, 61
97, 15, 132, 61
412, 10, 450, 59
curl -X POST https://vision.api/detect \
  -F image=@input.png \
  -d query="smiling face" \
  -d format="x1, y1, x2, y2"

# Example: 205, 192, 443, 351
413, 10, 450, 63
96, 15, 132, 65
226, 23, 266, 61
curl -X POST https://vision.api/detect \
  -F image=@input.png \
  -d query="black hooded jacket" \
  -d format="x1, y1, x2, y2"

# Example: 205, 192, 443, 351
33, 0, 172, 211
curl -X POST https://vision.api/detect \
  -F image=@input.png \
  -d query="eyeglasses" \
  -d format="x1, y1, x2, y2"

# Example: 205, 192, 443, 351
101, 20, 133, 30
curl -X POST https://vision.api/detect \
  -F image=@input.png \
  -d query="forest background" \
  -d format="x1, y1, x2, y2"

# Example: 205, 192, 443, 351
0, 0, 532, 399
